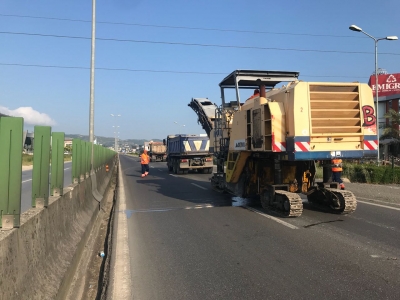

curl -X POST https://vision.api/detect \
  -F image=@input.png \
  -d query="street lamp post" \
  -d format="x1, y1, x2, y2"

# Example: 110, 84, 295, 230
349, 25, 398, 165
111, 114, 121, 152
174, 121, 185, 135
89, 0, 96, 171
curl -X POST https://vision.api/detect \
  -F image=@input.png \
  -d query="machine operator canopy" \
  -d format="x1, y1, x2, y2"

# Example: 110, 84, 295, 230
219, 70, 300, 90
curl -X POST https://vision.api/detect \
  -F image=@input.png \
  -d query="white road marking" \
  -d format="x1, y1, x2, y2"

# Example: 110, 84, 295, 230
22, 167, 69, 182
123, 204, 215, 213
357, 200, 400, 211
357, 197, 400, 206
245, 206, 299, 229
150, 166, 154, 168
158, 169, 162, 171
371, 255, 381, 258
191, 183, 207, 190
169, 174, 177, 177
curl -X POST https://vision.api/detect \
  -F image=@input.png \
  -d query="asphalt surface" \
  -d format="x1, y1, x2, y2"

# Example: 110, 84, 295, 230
114, 155, 400, 300
21, 161, 72, 213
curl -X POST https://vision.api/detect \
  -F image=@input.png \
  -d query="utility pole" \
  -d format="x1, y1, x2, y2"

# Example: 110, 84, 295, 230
89, 0, 96, 171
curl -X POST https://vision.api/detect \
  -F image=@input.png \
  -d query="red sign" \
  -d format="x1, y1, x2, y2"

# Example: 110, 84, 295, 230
368, 73, 400, 97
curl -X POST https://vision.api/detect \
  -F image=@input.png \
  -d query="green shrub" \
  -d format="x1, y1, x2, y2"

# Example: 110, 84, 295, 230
317, 162, 400, 184
343, 163, 400, 184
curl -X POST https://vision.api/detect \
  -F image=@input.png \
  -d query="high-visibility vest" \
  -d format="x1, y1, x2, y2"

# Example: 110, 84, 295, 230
141, 153, 150, 164
332, 158, 342, 172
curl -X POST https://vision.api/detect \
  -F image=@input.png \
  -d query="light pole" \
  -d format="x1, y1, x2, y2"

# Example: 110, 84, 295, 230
349, 25, 398, 164
111, 114, 121, 152
174, 121, 185, 135
89, 0, 96, 171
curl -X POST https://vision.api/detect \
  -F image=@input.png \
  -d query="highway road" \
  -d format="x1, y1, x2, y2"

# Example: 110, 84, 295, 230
113, 155, 400, 299
21, 161, 72, 213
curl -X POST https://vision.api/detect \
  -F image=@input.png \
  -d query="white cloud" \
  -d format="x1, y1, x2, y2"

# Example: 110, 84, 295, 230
0, 106, 56, 126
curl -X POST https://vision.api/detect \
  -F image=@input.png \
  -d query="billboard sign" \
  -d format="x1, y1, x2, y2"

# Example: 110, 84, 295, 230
368, 73, 400, 97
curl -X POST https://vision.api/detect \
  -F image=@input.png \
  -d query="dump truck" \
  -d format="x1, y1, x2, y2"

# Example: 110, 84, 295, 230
149, 141, 167, 162
165, 134, 213, 174
189, 70, 378, 217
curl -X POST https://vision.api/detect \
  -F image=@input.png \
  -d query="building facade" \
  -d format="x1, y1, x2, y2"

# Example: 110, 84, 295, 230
368, 72, 400, 138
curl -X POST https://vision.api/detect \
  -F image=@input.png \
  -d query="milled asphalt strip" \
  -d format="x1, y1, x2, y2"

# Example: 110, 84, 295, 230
357, 200, 400, 211
111, 160, 132, 299
245, 206, 299, 229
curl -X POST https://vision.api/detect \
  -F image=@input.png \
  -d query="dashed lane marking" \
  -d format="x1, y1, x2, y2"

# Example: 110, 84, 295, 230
357, 200, 400, 211
245, 206, 299, 229
191, 183, 207, 190
120, 204, 215, 217
22, 179, 32, 183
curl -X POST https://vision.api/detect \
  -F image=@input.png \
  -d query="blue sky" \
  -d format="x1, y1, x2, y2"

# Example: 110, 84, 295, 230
0, 0, 399, 140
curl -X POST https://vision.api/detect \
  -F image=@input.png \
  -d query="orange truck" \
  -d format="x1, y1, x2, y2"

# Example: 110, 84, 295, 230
149, 141, 167, 162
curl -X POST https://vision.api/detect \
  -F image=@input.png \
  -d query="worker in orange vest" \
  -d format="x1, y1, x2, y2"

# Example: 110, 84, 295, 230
140, 149, 150, 177
332, 158, 345, 190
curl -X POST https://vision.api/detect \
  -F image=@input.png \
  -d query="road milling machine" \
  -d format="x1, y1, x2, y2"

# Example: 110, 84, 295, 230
189, 70, 378, 217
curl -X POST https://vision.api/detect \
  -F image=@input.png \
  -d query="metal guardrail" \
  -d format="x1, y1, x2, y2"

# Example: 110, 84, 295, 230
0, 118, 116, 229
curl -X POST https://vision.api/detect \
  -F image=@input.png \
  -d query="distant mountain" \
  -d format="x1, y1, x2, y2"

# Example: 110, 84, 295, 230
65, 134, 161, 147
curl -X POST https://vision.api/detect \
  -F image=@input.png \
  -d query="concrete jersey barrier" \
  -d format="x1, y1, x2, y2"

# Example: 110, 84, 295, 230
0, 159, 116, 300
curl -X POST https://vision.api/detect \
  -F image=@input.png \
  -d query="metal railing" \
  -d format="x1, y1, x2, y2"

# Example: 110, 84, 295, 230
0, 117, 116, 229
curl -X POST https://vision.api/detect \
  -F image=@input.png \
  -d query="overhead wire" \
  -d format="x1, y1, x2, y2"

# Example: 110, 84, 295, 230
1, 31, 399, 56
0, 13, 367, 39
0, 62, 370, 79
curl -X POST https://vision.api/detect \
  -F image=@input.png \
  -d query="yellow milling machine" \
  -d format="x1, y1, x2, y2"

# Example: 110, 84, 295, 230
189, 70, 378, 217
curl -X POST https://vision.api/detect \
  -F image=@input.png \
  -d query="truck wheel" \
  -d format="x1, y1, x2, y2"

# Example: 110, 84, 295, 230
168, 165, 173, 172
198, 168, 204, 174
206, 167, 213, 174
173, 164, 177, 174
183, 169, 188, 174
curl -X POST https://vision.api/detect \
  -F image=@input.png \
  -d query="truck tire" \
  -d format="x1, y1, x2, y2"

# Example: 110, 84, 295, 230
206, 167, 213, 174
168, 165, 173, 172
198, 168, 205, 174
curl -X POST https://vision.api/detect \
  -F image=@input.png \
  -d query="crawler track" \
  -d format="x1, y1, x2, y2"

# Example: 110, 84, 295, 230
261, 190, 303, 217
326, 188, 357, 214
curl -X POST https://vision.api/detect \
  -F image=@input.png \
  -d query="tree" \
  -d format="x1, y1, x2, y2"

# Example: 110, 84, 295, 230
382, 108, 400, 157
64, 145, 72, 153
382, 109, 400, 138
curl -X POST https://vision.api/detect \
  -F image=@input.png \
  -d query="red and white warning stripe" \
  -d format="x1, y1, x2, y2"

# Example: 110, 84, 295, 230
273, 141, 286, 152
295, 142, 310, 152
364, 140, 378, 150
